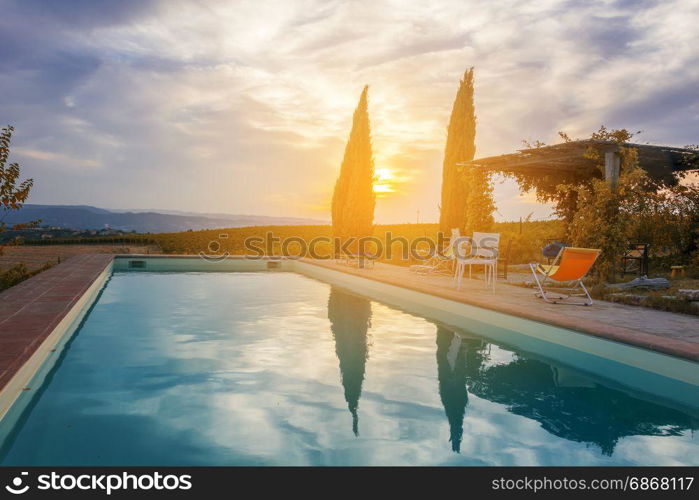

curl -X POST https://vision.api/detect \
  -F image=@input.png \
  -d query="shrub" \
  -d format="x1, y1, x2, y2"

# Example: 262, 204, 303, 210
0, 261, 55, 291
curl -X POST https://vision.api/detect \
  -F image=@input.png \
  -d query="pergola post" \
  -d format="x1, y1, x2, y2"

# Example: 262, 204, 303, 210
605, 151, 621, 189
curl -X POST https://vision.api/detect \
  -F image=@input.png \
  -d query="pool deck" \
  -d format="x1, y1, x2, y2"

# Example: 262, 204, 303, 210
0, 254, 113, 394
0, 254, 697, 396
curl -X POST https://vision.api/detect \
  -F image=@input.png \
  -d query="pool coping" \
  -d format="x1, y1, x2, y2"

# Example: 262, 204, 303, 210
0, 254, 114, 420
0, 253, 697, 419
298, 258, 699, 362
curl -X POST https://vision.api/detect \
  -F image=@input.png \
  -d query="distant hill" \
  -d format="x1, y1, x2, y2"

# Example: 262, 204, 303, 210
4, 205, 328, 233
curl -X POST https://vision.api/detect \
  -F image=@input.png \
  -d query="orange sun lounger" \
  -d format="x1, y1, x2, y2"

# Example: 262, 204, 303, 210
529, 247, 601, 305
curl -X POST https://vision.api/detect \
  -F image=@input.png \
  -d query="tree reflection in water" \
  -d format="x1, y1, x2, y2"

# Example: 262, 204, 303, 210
326, 289, 695, 456
436, 323, 695, 456
435, 326, 485, 452
327, 287, 371, 436
463, 350, 695, 456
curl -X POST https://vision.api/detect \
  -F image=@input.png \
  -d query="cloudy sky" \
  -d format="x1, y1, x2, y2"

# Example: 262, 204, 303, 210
1, 0, 697, 223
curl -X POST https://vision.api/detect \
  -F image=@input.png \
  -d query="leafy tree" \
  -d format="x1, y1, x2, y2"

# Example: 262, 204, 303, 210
561, 147, 645, 280
510, 126, 675, 228
439, 68, 477, 234
1, 125, 35, 238
515, 127, 699, 279
622, 168, 699, 266
331, 86, 375, 250
561, 143, 699, 280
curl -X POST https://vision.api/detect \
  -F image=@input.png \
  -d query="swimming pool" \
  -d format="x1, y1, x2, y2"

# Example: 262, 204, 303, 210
0, 266, 697, 465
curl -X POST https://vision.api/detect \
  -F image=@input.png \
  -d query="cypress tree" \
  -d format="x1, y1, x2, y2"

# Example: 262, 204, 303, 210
462, 164, 495, 236
332, 86, 375, 250
439, 68, 476, 234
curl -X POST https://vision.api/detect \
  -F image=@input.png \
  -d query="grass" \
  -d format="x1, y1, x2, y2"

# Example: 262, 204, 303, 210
591, 275, 699, 316
0, 261, 56, 292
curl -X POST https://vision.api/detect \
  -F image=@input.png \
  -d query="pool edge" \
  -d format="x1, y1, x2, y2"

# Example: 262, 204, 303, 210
0, 259, 113, 422
294, 258, 699, 363
1, 254, 696, 425
292, 259, 698, 389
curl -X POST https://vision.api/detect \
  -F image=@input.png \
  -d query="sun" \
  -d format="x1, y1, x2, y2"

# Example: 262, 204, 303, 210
374, 168, 395, 194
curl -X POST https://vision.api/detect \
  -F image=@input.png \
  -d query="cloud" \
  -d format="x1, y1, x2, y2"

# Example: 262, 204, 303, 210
13, 147, 101, 169
3, 0, 160, 30
0, 0, 697, 222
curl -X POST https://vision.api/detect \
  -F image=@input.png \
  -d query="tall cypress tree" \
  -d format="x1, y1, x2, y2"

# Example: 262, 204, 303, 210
332, 86, 375, 249
439, 68, 476, 234
462, 163, 495, 235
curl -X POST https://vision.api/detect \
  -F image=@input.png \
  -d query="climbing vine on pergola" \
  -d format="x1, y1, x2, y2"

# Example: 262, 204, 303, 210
464, 135, 698, 224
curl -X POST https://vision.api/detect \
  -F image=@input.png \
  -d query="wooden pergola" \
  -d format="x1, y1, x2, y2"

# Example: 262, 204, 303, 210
461, 140, 698, 187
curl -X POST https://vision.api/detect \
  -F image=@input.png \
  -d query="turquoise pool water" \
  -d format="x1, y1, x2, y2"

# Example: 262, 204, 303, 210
0, 271, 696, 465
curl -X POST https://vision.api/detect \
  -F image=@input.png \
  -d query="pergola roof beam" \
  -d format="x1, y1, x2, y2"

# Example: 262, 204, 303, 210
460, 140, 697, 177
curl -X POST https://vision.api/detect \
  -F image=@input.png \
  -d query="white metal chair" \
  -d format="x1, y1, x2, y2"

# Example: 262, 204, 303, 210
409, 242, 455, 275
453, 232, 500, 290
409, 228, 461, 275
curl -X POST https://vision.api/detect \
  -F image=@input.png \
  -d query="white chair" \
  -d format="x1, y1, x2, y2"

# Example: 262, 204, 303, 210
453, 232, 500, 290
409, 241, 455, 275
409, 227, 461, 275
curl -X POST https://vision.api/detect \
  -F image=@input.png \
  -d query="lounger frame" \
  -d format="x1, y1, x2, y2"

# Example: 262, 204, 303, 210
529, 248, 599, 306
529, 263, 594, 306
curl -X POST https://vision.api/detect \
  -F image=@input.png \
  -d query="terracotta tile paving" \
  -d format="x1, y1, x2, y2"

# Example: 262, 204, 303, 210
0, 254, 112, 393
0, 245, 157, 272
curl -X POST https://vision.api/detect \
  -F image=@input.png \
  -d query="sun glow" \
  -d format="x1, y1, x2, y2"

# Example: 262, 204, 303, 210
374, 168, 396, 195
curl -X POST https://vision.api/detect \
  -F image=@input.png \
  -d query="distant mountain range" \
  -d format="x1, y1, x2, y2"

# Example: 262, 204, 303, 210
4, 205, 328, 233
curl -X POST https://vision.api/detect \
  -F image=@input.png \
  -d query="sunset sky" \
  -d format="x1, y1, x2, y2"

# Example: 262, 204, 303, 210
2, 0, 698, 223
